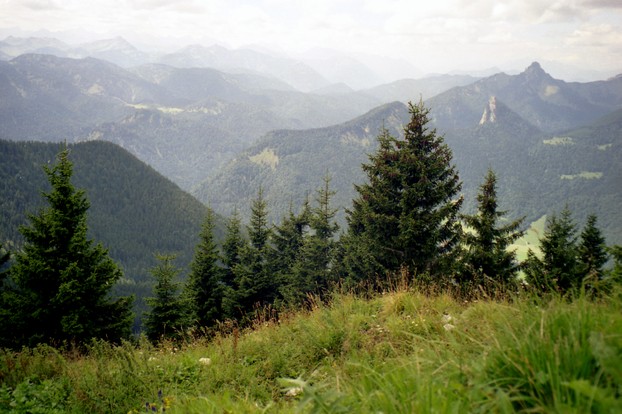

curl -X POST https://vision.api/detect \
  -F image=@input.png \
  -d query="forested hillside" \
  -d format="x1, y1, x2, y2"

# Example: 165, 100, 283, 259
0, 140, 221, 321
195, 101, 410, 223
199, 100, 622, 245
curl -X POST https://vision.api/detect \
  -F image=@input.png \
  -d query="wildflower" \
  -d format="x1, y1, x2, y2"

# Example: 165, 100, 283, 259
162, 396, 172, 410
441, 313, 453, 324
199, 357, 212, 366
443, 323, 455, 331
285, 387, 303, 397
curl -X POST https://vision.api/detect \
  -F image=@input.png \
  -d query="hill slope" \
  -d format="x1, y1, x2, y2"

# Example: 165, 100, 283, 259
199, 98, 622, 245
195, 101, 410, 222
0, 140, 220, 315
2, 289, 620, 412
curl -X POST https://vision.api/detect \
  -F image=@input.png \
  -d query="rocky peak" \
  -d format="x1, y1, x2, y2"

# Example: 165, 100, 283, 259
479, 96, 497, 125
526, 61, 543, 73
522, 61, 552, 82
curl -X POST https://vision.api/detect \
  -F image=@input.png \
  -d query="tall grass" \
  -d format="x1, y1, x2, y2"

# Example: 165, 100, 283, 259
1, 287, 620, 413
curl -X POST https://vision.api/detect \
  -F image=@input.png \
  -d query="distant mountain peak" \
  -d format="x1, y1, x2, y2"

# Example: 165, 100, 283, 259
522, 61, 553, 81
526, 61, 543, 72
479, 96, 497, 125
81, 36, 137, 52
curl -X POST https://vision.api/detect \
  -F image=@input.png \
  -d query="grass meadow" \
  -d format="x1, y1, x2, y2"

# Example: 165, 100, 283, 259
1, 283, 621, 413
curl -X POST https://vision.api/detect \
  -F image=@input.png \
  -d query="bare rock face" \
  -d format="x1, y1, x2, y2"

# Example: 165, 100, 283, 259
479, 96, 497, 125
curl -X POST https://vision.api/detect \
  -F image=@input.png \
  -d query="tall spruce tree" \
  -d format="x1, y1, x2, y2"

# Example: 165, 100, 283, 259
185, 208, 223, 328
144, 254, 187, 342
346, 101, 463, 282
1, 148, 133, 348
460, 169, 524, 293
524, 208, 580, 294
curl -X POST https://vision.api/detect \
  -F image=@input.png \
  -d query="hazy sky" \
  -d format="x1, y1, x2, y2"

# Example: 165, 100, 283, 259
1, 0, 621, 78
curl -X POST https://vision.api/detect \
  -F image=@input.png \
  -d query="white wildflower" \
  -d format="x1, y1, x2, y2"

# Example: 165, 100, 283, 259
285, 387, 303, 397
199, 357, 212, 366
443, 323, 455, 331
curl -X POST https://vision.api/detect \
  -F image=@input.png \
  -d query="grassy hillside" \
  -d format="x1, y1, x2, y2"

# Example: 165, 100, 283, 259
1, 286, 620, 413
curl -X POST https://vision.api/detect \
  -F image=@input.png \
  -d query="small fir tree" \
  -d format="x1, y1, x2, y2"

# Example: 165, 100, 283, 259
185, 208, 223, 328
460, 169, 524, 294
1, 148, 133, 348
222, 209, 244, 287
0, 243, 9, 273
346, 100, 463, 282
144, 254, 187, 342
229, 189, 276, 320
221, 210, 244, 319
271, 200, 311, 304
524, 208, 580, 294
0, 243, 12, 344
577, 214, 608, 283
608, 245, 622, 285
291, 176, 339, 299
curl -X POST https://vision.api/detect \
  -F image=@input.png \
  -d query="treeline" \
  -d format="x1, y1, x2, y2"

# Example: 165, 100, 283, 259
1, 102, 621, 349
149, 102, 619, 343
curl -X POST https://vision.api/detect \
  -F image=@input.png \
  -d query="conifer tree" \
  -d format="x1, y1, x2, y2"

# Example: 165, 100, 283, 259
524, 208, 580, 294
222, 210, 244, 288
291, 176, 339, 298
460, 169, 524, 292
608, 245, 622, 285
346, 101, 463, 281
229, 189, 276, 319
272, 200, 310, 304
221, 210, 244, 319
0, 243, 12, 344
185, 208, 223, 328
144, 254, 187, 342
0, 243, 9, 279
577, 214, 608, 283
1, 148, 133, 348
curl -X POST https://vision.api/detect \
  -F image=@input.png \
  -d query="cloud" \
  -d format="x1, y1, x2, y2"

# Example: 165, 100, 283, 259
126, 0, 211, 13
567, 22, 622, 47
582, 0, 622, 8
0, 0, 620, 75
19, 0, 60, 11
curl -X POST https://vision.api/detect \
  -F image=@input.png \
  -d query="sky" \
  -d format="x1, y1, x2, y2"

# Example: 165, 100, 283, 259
1, 0, 621, 80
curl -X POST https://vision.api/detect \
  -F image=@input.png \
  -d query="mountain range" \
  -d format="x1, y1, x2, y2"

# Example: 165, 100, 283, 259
0, 44, 477, 191
0, 36, 620, 246
197, 65, 622, 245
